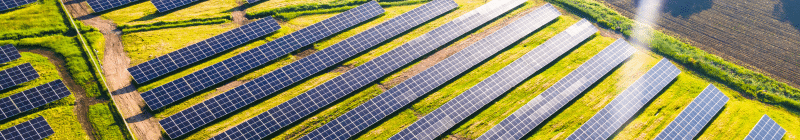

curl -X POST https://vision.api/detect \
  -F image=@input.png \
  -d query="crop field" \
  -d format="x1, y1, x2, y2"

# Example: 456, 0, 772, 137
598, 0, 800, 87
3, 0, 799, 139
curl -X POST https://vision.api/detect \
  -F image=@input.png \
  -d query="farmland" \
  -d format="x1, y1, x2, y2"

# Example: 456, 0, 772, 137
598, 0, 800, 87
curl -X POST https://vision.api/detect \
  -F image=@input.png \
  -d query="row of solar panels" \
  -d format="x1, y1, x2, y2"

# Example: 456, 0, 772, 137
139, 0, 787, 139
87, 0, 283, 13
0, 0, 36, 11
0, 45, 71, 140
0, 117, 54, 140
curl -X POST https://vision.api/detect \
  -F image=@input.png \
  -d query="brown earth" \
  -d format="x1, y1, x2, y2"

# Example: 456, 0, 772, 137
63, 0, 163, 139
19, 48, 106, 140
599, 0, 800, 87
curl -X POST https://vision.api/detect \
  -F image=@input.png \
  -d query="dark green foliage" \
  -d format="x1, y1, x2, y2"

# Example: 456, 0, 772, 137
547, 0, 800, 111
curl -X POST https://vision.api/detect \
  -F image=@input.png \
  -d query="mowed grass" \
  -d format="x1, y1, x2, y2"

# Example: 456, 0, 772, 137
87, 103, 126, 140
0, 0, 68, 40
122, 22, 238, 66
0, 106, 89, 140
0, 53, 87, 140
99, 0, 238, 24
246, 0, 342, 13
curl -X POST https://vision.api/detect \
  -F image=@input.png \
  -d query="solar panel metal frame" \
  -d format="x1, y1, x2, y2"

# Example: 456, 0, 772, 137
392, 17, 597, 140
566, 58, 681, 140
0, 44, 21, 64
140, 1, 385, 110
477, 40, 636, 140
161, 1, 458, 138
302, 4, 561, 140
0, 80, 71, 121
211, 0, 526, 139
85, 0, 138, 12
0, 63, 39, 90
0, 0, 37, 11
744, 115, 786, 140
654, 84, 729, 140
0, 116, 54, 140
150, 0, 202, 12
128, 17, 281, 83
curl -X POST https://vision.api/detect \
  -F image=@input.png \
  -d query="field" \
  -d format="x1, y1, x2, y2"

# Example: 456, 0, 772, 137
598, 0, 800, 87
24, 0, 800, 139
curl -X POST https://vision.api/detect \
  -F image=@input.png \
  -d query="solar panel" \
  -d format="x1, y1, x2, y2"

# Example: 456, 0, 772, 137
654, 84, 729, 140
0, 63, 39, 90
86, 0, 138, 12
140, 1, 384, 110
0, 45, 21, 64
150, 0, 201, 12
128, 17, 281, 83
566, 58, 681, 140
744, 115, 786, 140
393, 18, 597, 140
161, 0, 456, 138
479, 39, 636, 140
0, 80, 71, 121
0, 116, 54, 140
0, 0, 36, 11
212, 0, 526, 139
303, 4, 561, 140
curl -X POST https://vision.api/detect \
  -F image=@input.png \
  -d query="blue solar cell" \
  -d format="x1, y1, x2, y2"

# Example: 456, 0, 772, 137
654, 84, 729, 140
0, 63, 38, 90
303, 2, 560, 140
0, 0, 36, 11
128, 18, 280, 83
394, 16, 595, 140
566, 58, 681, 140
85, 0, 138, 12
140, 2, 384, 111
0, 116, 54, 140
0, 45, 21, 64
0, 80, 71, 121
745, 115, 786, 140
150, 0, 200, 12
478, 38, 636, 140
153, 2, 387, 139
168, 1, 453, 139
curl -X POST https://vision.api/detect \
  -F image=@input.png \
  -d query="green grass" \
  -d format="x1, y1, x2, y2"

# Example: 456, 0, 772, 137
118, 16, 231, 33
0, 0, 69, 40
0, 106, 89, 140
122, 22, 238, 66
99, 0, 238, 25
0, 53, 87, 140
2, 35, 104, 98
88, 103, 126, 140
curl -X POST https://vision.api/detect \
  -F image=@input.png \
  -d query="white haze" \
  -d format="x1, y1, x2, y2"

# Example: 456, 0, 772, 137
632, 0, 665, 47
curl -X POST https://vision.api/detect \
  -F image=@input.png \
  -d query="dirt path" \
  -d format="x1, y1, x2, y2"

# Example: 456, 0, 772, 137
19, 48, 105, 140
63, 0, 163, 140
232, 1, 249, 25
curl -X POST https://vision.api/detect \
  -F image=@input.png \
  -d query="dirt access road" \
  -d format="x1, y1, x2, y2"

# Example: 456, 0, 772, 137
600, 0, 800, 87
63, 0, 163, 139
